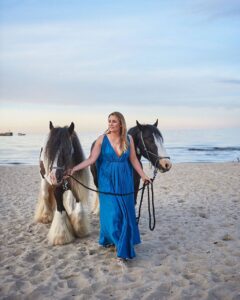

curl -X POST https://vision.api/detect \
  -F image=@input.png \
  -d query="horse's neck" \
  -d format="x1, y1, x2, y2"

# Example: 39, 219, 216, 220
131, 134, 142, 162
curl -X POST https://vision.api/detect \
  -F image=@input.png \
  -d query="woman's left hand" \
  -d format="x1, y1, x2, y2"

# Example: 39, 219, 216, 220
63, 168, 73, 179
141, 174, 152, 184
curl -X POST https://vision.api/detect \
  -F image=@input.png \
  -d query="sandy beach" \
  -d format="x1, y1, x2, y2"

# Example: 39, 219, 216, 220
0, 163, 240, 300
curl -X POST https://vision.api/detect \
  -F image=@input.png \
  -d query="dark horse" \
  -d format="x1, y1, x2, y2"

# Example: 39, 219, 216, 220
34, 121, 90, 245
90, 120, 171, 214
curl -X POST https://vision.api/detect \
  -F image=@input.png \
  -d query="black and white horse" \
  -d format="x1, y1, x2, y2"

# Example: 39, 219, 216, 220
128, 119, 171, 201
91, 120, 171, 214
34, 122, 90, 245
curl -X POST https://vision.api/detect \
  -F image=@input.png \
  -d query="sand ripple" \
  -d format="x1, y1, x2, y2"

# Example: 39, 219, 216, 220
0, 163, 240, 299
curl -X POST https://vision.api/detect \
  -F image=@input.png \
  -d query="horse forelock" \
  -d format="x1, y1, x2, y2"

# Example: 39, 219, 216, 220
146, 125, 164, 143
45, 127, 73, 168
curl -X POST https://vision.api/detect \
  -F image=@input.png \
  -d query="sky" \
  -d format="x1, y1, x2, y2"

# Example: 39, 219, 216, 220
0, 0, 240, 133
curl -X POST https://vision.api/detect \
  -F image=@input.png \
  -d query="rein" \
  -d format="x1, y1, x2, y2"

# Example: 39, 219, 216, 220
136, 181, 155, 231
68, 168, 157, 231
134, 131, 171, 230
68, 174, 148, 196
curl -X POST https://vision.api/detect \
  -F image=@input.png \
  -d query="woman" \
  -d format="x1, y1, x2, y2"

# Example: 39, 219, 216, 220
68, 112, 150, 260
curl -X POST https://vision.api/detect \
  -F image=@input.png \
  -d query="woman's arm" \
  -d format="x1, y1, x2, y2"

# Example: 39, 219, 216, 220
129, 135, 151, 183
69, 135, 104, 175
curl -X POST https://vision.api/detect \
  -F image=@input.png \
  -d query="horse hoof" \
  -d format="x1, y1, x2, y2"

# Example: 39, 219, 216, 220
51, 236, 74, 246
40, 213, 53, 224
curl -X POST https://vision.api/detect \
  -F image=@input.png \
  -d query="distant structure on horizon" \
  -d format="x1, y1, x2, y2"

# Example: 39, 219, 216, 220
0, 132, 26, 136
0, 131, 13, 136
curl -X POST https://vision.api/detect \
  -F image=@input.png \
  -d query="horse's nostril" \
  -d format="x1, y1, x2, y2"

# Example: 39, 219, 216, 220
166, 162, 172, 170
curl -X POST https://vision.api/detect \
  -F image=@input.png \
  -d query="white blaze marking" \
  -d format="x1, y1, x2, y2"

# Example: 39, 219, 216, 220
153, 133, 168, 158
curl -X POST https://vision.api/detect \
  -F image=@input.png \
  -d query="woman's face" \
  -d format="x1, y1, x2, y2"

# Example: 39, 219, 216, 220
108, 115, 121, 133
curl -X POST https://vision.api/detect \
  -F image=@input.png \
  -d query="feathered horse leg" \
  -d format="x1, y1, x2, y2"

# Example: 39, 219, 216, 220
34, 178, 55, 224
63, 190, 89, 237
48, 186, 74, 245
68, 170, 90, 237
91, 192, 100, 216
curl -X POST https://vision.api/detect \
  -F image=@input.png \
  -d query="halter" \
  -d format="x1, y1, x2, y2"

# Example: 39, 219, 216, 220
46, 161, 69, 188
51, 166, 65, 171
139, 131, 170, 170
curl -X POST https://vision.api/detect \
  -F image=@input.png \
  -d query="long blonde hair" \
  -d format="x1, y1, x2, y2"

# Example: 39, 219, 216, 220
108, 112, 129, 153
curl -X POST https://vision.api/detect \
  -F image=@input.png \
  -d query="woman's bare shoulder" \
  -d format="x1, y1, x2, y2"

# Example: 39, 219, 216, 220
96, 134, 105, 144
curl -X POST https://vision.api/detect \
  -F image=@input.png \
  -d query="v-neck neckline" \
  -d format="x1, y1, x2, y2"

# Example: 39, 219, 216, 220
105, 134, 123, 158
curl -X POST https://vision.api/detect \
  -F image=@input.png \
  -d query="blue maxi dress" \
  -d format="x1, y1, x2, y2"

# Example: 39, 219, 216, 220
96, 135, 141, 259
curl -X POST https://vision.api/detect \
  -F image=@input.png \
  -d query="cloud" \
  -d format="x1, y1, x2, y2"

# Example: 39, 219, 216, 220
0, 1, 239, 113
218, 78, 240, 85
189, 0, 240, 20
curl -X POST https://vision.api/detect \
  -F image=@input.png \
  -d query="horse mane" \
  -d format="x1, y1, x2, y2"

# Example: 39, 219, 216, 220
128, 124, 164, 142
71, 132, 85, 164
45, 127, 85, 167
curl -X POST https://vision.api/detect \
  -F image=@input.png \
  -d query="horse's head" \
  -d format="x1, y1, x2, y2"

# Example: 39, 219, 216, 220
44, 121, 75, 185
131, 120, 172, 173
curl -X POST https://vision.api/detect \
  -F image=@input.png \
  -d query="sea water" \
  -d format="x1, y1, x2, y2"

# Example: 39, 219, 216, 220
0, 128, 239, 165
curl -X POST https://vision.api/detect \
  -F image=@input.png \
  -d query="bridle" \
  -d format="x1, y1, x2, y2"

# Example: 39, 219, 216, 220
40, 143, 74, 186
50, 165, 65, 171
139, 131, 170, 173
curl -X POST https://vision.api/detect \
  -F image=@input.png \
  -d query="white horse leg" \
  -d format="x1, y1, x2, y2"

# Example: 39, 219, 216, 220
63, 190, 90, 237
63, 190, 75, 215
34, 179, 54, 224
48, 211, 75, 245
69, 202, 90, 237
91, 192, 100, 216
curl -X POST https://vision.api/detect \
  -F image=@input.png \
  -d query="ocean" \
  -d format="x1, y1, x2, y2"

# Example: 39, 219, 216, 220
0, 128, 239, 165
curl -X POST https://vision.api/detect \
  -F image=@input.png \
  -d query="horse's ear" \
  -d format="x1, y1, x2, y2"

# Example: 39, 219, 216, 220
153, 119, 158, 127
136, 120, 143, 131
68, 122, 74, 135
49, 121, 54, 130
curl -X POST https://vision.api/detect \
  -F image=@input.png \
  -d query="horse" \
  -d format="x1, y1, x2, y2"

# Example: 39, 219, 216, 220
34, 121, 90, 246
91, 119, 172, 214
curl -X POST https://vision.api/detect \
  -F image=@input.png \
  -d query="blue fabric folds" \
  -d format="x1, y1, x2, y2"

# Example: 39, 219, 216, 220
96, 135, 141, 259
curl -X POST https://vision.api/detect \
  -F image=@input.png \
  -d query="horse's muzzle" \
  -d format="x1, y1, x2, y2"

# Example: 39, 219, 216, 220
158, 159, 172, 172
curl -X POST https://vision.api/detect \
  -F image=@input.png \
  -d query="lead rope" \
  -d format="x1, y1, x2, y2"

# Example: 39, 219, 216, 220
69, 167, 158, 231
136, 168, 157, 231
68, 174, 146, 196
